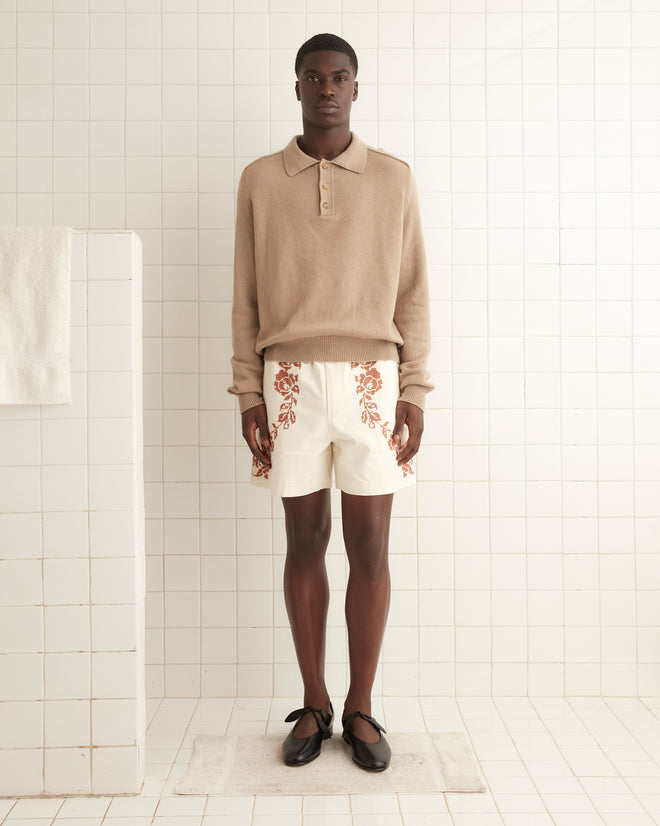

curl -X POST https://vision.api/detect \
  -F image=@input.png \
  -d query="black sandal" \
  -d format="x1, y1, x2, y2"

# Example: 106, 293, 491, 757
342, 710, 391, 771
282, 702, 334, 766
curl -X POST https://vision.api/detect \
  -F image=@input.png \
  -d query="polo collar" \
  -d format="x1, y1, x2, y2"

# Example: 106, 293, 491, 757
282, 132, 368, 176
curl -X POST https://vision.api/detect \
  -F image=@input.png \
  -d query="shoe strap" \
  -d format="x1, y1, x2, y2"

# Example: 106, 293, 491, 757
284, 705, 332, 737
342, 710, 387, 735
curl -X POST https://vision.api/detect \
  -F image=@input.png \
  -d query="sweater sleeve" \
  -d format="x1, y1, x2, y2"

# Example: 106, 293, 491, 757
394, 169, 434, 411
228, 168, 265, 414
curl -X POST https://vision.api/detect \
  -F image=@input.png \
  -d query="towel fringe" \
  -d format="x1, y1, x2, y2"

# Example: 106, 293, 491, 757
0, 352, 66, 365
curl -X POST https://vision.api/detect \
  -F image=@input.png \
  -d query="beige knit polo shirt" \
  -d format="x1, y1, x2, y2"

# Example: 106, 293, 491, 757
229, 133, 433, 414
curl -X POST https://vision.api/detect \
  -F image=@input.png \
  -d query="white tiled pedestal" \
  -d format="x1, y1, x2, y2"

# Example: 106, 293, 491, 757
0, 232, 145, 796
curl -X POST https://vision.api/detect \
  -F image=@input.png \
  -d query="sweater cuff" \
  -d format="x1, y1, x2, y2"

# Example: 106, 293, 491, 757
238, 392, 264, 414
399, 385, 428, 412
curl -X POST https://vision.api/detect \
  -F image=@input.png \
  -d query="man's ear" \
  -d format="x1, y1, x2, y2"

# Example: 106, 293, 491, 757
352, 81, 359, 102
295, 80, 300, 100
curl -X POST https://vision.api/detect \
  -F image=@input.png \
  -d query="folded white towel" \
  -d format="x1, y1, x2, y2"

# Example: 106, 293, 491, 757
0, 227, 73, 404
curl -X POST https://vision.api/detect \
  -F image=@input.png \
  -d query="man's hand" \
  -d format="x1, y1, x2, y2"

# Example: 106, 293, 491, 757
391, 401, 424, 466
241, 403, 272, 467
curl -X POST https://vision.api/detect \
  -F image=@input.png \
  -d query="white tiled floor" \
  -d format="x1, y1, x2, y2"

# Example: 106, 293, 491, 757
1, 697, 659, 826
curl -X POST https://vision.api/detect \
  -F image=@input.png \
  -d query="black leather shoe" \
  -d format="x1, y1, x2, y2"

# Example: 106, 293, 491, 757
282, 702, 334, 766
342, 711, 391, 771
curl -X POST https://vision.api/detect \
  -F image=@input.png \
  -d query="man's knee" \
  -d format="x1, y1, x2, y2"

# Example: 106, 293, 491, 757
285, 514, 331, 564
345, 532, 389, 582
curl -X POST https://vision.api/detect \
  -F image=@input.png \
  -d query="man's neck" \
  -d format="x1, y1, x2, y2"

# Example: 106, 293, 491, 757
297, 126, 352, 161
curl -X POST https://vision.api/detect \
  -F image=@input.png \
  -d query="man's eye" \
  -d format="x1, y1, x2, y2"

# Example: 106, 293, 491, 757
337, 77, 348, 82
306, 76, 319, 81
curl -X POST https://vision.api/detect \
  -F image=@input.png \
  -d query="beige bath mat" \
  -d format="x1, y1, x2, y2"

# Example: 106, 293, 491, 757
174, 732, 486, 795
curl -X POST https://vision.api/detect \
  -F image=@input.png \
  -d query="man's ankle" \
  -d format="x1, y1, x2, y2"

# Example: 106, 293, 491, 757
342, 698, 372, 720
303, 693, 332, 713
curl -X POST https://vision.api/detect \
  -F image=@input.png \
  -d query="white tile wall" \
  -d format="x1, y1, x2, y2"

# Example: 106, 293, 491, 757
1, 1, 659, 724
0, 232, 145, 796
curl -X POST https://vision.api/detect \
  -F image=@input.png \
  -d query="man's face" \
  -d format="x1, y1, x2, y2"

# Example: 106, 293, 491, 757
295, 50, 358, 129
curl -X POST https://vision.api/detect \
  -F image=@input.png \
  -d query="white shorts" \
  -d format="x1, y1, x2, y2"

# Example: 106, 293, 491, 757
251, 360, 416, 498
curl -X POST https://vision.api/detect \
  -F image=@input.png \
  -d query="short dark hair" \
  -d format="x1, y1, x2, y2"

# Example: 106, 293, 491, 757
295, 33, 358, 78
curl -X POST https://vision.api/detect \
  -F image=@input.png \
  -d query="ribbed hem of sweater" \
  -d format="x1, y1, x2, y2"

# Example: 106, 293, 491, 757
398, 384, 428, 412
238, 383, 428, 415
263, 336, 399, 365
237, 391, 265, 414
236, 336, 430, 414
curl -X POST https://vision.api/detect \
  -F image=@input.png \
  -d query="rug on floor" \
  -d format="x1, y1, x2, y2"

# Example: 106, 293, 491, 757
174, 732, 486, 795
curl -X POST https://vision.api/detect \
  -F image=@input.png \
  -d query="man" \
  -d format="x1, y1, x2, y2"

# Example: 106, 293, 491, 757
229, 33, 432, 772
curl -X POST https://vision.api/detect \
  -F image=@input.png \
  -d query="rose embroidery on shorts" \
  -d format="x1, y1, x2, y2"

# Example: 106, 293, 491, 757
271, 362, 302, 436
350, 361, 414, 478
252, 362, 302, 480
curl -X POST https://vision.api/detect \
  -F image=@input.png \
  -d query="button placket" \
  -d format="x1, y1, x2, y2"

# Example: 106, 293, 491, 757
318, 160, 333, 216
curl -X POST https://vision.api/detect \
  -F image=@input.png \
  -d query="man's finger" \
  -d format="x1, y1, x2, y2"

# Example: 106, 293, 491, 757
395, 401, 424, 465
397, 430, 420, 465
391, 404, 407, 449
255, 406, 271, 450
242, 404, 271, 466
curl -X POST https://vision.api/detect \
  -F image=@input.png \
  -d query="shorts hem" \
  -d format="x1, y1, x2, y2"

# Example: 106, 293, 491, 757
336, 474, 416, 497
249, 474, 332, 498
250, 473, 415, 498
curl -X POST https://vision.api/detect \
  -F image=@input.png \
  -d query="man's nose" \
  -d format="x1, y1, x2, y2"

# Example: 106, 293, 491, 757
319, 79, 334, 96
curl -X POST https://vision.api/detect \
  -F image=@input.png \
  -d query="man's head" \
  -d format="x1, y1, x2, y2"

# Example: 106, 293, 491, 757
295, 34, 359, 131
295, 33, 358, 79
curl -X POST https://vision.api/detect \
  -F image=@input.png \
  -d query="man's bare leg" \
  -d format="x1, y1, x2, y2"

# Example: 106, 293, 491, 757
341, 491, 393, 743
282, 488, 333, 738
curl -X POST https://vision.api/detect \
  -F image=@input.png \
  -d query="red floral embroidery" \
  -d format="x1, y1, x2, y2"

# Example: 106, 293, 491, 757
350, 362, 414, 477
252, 362, 302, 480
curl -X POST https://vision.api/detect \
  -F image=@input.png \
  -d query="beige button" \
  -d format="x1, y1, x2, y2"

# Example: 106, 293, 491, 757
322, 202, 328, 208
322, 183, 329, 190
321, 162, 328, 169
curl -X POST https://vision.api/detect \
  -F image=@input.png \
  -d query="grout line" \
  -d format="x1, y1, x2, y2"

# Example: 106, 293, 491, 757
556, 0, 566, 701
521, 0, 530, 700
602, 696, 660, 784
41, 2, 53, 775
528, 696, 605, 825
85, 230, 93, 794
159, 0, 166, 704
153, 697, 200, 805
232, 0, 239, 703
50, 4, 54, 227
493, 698, 562, 826
638, 696, 660, 725
628, 0, 639, 701
40, 280, 46, 791
87, 0, 91, 233
454, 698, 505, 826
195, 0, 202, 723
409, 0, 421, 706
446, 0, 456, 706
14, 4, 17, 226
565, 696, 653, 821
592, 0, 603, 702
483, 0, 493, 702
